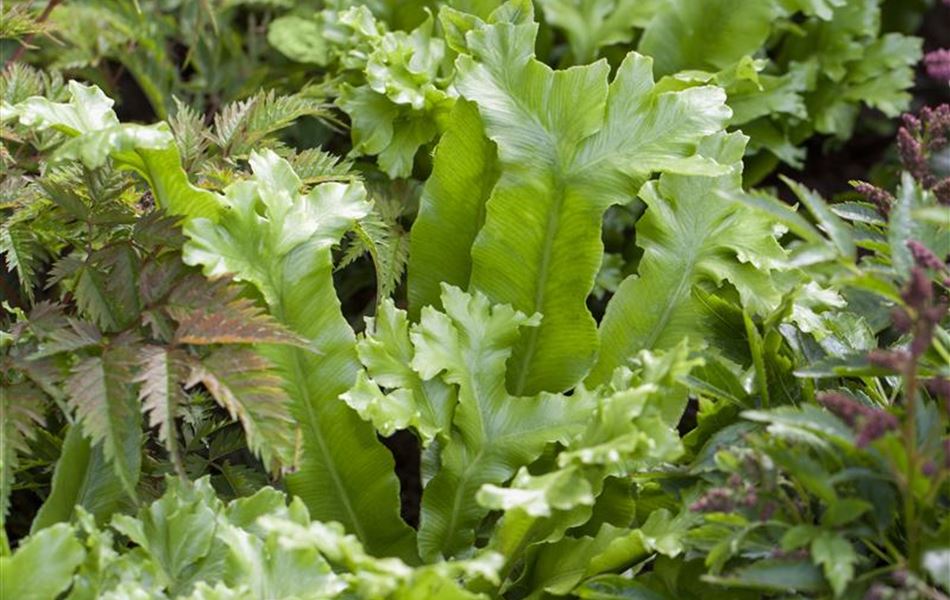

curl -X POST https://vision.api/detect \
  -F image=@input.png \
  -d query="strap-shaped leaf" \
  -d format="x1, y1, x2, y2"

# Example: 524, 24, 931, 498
9, 81, 220, 221
30, 425, 130, 533
454, 11, 731, 394
407, 99, 499, 317
589, 133, 787, 385
412, 285, 591, 560
183, 150, 416, 560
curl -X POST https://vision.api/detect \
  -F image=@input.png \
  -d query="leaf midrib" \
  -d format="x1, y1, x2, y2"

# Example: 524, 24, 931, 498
511, 173, 567, 395
267, 257, 367, 545
287, 335, 366, 545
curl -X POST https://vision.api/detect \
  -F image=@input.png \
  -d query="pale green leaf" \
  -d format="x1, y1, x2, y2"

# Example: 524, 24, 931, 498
0, 523, 85, 600
591, 133, 786, 385
412, 285, 590, 560
183, 150, 416, 560
537, 0, 659, 64
345, 300, 455, 445
111, 477, 224, 595
9, 81, 220, 220
454, 12, 731, 393
408, 99, 499, 316
638, 0, 778, 77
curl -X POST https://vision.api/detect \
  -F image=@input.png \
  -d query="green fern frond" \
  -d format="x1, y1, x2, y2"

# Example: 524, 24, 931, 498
66, 333, 142, 501
287, 148, 353, 184
0, 382, 47, 526
0, 63, 65, 105
0, 222, 44, 302
186, 347, 297, 473
167, 276, 307, 347
212, 91, 332, 157
168, 97, 210, 170
340, 200, 410, 302
211, 95, 256, 151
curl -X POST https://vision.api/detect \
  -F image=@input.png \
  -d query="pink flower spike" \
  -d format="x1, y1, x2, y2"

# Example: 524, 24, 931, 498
925, 49, 950, 83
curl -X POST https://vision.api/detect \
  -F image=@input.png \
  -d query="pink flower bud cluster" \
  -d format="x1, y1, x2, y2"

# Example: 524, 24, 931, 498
690, 473, 765, 516
924, 49, 950, 83
852, 180, 895, 215
818, 392, 899, 448
898, 105, 950, 203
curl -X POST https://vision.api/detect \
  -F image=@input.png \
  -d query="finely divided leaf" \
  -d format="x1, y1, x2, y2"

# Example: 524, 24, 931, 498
187, 348, 297, 472
0, 382, 46, 526
66, 336, 142, 501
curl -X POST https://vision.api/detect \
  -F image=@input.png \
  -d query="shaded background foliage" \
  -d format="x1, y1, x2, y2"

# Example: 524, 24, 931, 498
0, 1, 948, 599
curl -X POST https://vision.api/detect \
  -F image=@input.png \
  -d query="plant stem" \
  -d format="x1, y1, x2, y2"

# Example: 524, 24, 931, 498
3, 0, 64, 70
902, 362, 920, 570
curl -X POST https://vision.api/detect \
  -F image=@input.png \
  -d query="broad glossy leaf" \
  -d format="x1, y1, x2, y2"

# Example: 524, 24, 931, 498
267, 15, 331, 65
328, 11, 454, 178
590, 133, 786, 385
30, 425, 130, 533
455, 12, 731, 393
0, 523, 85, 600
408, 99, 499, 316
183, 150, 416, 560
537, 0, 659, 64
477, 346, 688, 582
215, 521, 345, 599
412, 285, 590, 560
111, 477, 224, 595
638, 0, 777, 77
576, 575, 671, 599
344, 299, 455, 445
704, 559, 825, 593
523, 512, 686, 596
258, 515, 501, 598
